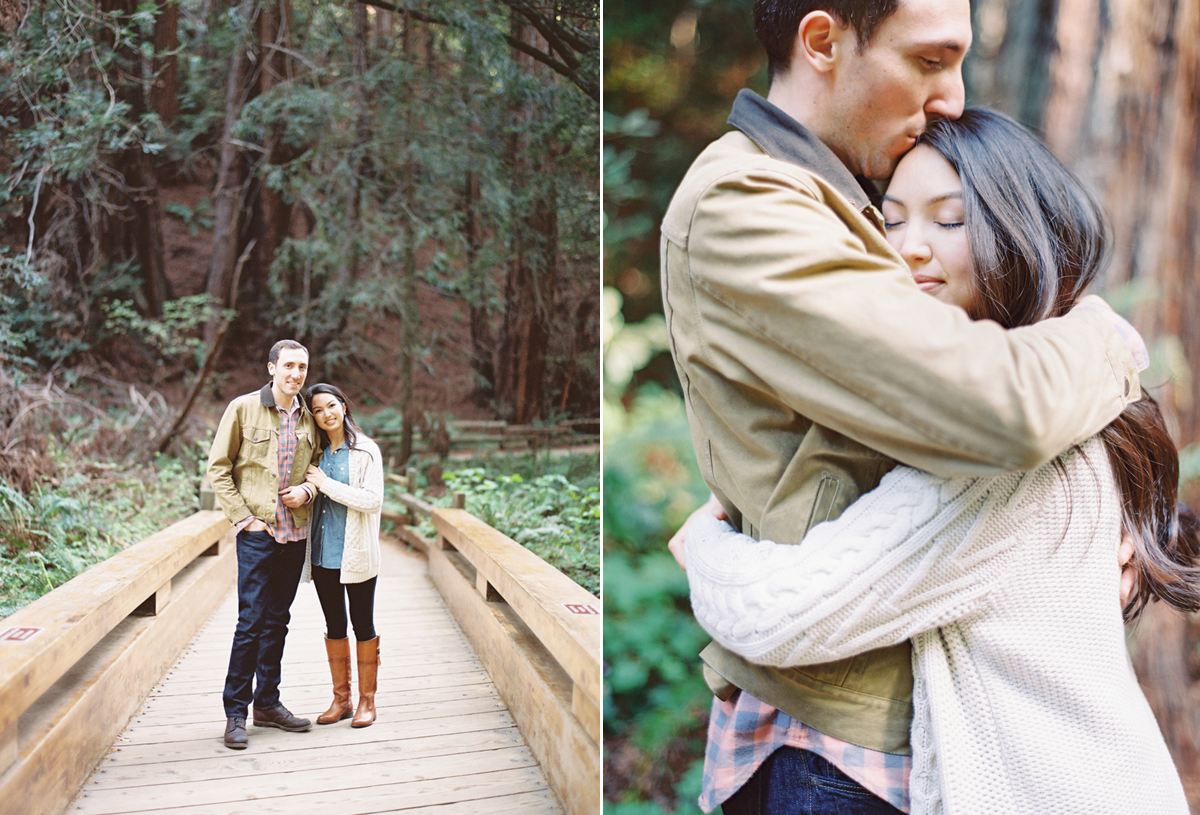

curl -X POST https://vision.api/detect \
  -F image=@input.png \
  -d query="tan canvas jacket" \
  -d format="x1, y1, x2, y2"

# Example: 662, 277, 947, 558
207, 384, 321, 530
660, 90, 1141, 754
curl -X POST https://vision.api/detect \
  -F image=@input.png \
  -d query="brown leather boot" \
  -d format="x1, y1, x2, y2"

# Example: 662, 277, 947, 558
317, 636, 353, 724
352, 636, 380, 727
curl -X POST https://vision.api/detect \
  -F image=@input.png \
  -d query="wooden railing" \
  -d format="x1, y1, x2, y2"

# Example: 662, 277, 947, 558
372, 418, 600, 458
385, 475, 601, 815
0, 511, 235, 815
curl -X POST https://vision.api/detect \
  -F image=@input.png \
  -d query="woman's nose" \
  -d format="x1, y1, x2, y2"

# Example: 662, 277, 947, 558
901, 230, 932, 265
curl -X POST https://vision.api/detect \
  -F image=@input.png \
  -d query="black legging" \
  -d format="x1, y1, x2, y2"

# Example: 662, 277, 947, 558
311, 565, 377, 641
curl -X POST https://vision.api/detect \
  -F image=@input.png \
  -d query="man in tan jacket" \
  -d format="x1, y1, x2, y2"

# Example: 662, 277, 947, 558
208, 339, 321, 749
660, 1, 1146, 812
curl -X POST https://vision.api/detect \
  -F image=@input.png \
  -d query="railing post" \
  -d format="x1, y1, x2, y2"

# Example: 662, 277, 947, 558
132, 579, 172, 617
0, 723, 15, 777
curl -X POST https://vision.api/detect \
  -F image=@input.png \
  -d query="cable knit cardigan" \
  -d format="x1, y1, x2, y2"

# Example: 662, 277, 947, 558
684, 437, 1187, 815
301, 436, 384, 585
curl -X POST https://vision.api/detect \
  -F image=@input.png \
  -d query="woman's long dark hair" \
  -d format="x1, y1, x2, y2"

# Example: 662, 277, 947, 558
306, 383, 364, 452
920, 108, 1200, 622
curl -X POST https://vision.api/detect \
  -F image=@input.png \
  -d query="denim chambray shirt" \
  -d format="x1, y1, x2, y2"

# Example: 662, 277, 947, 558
309, 441, 350, 569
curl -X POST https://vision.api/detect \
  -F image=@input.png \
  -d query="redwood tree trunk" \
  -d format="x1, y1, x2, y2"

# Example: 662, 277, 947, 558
493, 11, 559, 424
150, 0, 180, 127
462, 170, 496, 403
396, 9, 417, 464
205, 0, 256, 344
246, 0, 294, 320
99, 0, 170, 317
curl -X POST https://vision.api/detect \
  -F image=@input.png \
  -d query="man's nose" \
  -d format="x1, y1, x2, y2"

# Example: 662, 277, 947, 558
925, 68, 966, 121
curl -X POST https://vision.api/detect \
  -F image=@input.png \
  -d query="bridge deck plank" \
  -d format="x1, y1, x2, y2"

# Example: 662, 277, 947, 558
68, 538, 564, 815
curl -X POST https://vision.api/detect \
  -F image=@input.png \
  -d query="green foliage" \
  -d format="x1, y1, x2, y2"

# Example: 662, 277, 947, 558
0, 0, 171, 365
603, 0, 763, 345
163, 201, 215, 236
2, 0, 597, 415
104, 294, 225, 362
0, 454, 201, 618
603, 287, 671, 404
604, 382, 713, 812
406, 452, 600, 595
0, 251, 52, 367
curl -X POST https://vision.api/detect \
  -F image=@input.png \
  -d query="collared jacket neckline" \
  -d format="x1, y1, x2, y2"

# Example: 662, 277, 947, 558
259, 382, 304, 415
727, 89, 880, 214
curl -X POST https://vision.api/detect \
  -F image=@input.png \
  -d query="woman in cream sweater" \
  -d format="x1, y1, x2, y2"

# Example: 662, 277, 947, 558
680, 109, 1200, 814
302, 382, 384, 727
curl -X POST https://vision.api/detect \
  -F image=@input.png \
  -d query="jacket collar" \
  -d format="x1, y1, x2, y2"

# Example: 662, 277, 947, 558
727, 89, 879, 212
259, 383, 305, 414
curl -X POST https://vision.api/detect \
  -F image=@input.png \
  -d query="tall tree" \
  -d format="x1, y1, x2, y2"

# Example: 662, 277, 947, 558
150, 0, 180, 128
205, 0, 257, 344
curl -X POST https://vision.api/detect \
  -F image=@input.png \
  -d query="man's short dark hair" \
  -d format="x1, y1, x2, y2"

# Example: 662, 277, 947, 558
754, 0, 902, 81
269, 339, 308, 365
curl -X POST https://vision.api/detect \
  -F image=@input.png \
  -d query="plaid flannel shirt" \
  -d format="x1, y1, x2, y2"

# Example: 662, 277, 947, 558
699, 691, 910, 813
232, 398, 308, 542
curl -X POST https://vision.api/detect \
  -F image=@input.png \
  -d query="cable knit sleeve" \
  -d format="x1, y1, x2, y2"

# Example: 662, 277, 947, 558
318, 440, 384, 513
684, 465, 1029, 667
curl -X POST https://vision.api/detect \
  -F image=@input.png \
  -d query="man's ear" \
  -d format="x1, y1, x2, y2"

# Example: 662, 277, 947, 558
796, 11, 846, 75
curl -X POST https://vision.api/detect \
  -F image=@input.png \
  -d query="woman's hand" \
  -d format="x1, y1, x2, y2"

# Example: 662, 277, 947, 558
668, 496, 728, 571
305, 464, 327, 490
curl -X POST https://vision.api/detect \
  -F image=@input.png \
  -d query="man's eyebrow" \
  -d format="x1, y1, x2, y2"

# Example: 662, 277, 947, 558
915, 39, 968, 54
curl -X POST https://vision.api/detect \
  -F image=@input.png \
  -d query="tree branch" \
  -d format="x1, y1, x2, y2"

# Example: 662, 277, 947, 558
353, 0, 597, 101
496, 0, 597, 57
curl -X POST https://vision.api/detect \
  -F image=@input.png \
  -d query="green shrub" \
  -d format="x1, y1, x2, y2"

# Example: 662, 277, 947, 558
603, 384, 713, 813
0, 453, 200, 618
406, 451, 600, 596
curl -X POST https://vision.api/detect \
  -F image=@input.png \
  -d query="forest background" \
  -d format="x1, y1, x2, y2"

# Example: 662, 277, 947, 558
602, 0, 1200, 812
0, 2, 600, 605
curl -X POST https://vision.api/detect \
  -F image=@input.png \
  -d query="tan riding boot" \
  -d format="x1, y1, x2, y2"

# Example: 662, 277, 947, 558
352, 636, 380, 727
317, 637, 353, 724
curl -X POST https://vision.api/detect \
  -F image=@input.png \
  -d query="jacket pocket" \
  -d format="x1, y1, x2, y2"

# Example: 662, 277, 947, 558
296, 430, 316, 459
805, 472, 842, 533
242, 426, 273, 446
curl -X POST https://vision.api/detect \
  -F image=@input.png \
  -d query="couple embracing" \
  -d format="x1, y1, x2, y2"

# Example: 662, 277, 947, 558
206, 339, 385, 750
662, 1, 1198, 813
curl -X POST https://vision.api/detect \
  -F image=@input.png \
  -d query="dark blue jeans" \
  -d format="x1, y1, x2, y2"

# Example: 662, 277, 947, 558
222, 530, 306, 718
721, 747, 904, 815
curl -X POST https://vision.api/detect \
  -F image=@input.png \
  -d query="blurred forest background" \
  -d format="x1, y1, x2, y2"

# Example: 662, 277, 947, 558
0, 2, 599, 610
602, 0, 1200, 812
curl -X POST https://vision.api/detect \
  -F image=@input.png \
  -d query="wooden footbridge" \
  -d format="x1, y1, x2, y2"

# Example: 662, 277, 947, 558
0, 483, 600, 815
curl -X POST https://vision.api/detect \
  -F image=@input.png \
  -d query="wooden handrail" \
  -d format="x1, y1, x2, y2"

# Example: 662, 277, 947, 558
0, 511, 229, 741
0, 510, 235, 815
383, 473, 598, 815
433, 508, 601, 715
421, 505, 599, 815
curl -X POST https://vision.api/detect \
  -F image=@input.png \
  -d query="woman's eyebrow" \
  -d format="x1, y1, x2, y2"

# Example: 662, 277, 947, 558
882, 191, 963, 205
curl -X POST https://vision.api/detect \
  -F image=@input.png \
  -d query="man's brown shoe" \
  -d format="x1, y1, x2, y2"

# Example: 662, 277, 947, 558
224, 716, 248, 749
252, 704, 312, 732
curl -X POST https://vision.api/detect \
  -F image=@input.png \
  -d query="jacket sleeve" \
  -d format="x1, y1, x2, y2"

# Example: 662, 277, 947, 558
206, 399, 251, 524
683, 465, 1027, 667
317, 442, 383, 514
681, 167, 1138, 475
